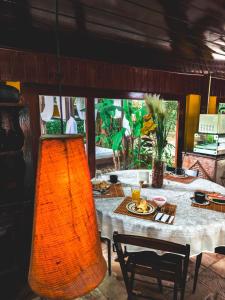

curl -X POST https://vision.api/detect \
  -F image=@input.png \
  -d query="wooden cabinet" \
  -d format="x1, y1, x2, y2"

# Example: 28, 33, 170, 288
0, 103, 25, 203
182, 152, 225, 185
0, 94, 32, 298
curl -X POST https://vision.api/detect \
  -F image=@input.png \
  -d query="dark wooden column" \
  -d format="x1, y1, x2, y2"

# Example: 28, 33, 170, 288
176, 96, 186, 168
86, 97, 96, 178
21, 86, 41, 174
200, 74, 211, 113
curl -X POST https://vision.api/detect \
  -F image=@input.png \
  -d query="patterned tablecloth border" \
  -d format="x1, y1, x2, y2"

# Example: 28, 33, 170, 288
191, 201, 225, 213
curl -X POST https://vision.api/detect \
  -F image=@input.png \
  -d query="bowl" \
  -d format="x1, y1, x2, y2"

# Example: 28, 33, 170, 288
152, 196, 167, 207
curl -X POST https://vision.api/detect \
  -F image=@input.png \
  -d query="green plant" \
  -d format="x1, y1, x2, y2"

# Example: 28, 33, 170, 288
46, 119, 66, 134
143, 94, 175, 163
122, 100, 151, 169
95, 99, 124, 169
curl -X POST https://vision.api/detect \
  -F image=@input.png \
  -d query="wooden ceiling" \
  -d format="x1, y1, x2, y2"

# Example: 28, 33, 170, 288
1, 0, 225, 76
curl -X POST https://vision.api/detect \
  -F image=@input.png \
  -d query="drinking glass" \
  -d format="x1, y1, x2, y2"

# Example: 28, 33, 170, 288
131, 186, 141, 204
95, 170, 102, 180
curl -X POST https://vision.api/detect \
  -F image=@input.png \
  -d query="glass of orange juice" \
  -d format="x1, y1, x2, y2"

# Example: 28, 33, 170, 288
131, 186, 141, 205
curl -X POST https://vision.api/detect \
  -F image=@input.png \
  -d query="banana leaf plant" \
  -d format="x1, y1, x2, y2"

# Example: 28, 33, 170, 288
95, 99, 124, 169
122, 100, 151, 169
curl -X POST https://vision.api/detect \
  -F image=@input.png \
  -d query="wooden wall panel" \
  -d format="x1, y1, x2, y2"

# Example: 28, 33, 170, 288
0, 48, 211, 96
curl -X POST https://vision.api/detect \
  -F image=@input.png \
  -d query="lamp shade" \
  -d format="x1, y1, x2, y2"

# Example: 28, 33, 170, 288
29, 135, 106, 299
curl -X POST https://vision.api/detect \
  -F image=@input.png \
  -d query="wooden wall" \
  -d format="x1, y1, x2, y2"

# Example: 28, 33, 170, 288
1, 47, 225, 178
0, 48, 205, 94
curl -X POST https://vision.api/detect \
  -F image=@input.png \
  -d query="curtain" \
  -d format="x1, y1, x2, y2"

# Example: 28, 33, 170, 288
122, 115, 131, 136
40, 96, 54, 122
114, 99, 122, 118
56, 97, 66, 120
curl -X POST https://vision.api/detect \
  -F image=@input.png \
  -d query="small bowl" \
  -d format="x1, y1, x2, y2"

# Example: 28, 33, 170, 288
152, 196, 167, 207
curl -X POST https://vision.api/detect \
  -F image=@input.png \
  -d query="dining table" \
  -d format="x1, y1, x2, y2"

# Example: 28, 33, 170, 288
94, 169, 225, 257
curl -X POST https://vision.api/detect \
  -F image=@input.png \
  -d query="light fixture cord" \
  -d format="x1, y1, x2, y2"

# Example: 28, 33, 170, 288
55, 0, 64, 134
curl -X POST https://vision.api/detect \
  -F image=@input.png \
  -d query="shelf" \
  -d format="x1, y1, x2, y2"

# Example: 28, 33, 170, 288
0, 102, 24, 107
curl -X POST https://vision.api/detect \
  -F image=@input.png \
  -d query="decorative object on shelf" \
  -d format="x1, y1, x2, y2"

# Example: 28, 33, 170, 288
0, 82, 20, 103
0, 82, 25, 202
28, 135, 106, 299
0, 109, 24, 151
142, 94, 173, 188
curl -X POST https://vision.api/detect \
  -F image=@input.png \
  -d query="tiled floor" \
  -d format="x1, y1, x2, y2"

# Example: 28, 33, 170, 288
21, 244, 225, 300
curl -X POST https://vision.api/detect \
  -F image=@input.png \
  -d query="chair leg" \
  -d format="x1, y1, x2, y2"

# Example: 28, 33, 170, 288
192, 252, 202, 293
157, 278, 163, 293
129, 266, 135, 291
173, 283, 178, 300
106, 238, 111, 276
180, 285, 185, 300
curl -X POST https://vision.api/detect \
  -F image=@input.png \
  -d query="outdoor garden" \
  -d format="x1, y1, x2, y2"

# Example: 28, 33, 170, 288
39, 95, 178, 172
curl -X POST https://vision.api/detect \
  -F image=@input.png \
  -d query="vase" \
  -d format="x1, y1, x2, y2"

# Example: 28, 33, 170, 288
152, 159, 164, 188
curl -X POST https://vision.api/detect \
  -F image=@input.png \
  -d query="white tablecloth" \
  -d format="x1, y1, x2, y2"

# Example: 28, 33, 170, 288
95, 170, 225, 256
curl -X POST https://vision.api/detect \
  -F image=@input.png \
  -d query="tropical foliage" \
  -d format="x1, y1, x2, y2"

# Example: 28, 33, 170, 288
143, 94, 176, 163
95, 98, 177, 170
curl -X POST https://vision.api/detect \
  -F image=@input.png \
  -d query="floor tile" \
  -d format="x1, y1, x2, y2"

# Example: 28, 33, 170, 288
210, 257, 225, 278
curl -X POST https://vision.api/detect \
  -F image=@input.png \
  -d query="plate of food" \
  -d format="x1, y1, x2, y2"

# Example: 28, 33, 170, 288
92, 180, 111, 193
126, 199, 155, 215
171, 173, 188, 179
205, 192, 225, 205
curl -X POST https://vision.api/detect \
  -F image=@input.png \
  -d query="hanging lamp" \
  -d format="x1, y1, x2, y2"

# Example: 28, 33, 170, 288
28, 135, 106, 299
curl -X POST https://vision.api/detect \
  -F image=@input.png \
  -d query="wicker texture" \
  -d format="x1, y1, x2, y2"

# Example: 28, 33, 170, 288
114, 197, 177, 224
94, 183, 124, 198
164, 174, 197, 184
192, 201, 225, 213
28, 136, 106, 299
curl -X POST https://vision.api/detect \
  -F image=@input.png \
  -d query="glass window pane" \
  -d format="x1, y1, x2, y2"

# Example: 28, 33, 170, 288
95, 98, 178, 174
39, 96, 86, 140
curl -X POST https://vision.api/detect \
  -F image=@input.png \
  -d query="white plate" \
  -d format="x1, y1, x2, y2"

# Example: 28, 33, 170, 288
126, 202, 155, 215
92, 181, 111, 192
205, 195, 225, 205
172, 173, 188, 179
190, 197, 209, 206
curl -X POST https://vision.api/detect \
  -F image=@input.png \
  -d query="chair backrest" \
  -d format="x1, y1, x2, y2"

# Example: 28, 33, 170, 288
113, 232, 190, 299
184, 169, 199, 177
113, 231, 190, 256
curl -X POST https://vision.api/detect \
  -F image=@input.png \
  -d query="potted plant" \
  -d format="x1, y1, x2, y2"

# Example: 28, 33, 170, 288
141, 94, 173, 188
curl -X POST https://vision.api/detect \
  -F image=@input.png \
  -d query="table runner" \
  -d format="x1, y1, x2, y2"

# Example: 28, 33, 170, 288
114, 197, 177, 224
94, 183, 124, 198
164, 173, 197, 184
192, 201, 225, 213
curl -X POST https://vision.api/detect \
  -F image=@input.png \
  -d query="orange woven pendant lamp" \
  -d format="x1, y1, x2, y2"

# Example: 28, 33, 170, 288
28, 135, 106, 299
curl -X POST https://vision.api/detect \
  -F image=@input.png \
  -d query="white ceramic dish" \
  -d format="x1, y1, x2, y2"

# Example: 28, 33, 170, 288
205, 195, 225, 205
152, 196, 167, 207
92, 180, 111, 192
126, 202, 155, 215
172, 173, 188, 178
190, 197, 209, 206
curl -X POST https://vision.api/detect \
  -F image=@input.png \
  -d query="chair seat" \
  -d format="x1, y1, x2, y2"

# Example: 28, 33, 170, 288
126, 251, 183, 285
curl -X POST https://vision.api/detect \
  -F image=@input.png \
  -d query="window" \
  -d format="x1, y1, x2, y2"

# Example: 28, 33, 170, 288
95, 98, 178, 174
39, 96, 86, 138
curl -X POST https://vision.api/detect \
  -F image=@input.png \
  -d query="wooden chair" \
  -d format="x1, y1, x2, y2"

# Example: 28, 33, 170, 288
113, 231, 190, 300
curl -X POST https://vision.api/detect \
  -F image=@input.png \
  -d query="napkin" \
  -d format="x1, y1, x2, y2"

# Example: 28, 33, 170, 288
154, 213, 174, 224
